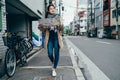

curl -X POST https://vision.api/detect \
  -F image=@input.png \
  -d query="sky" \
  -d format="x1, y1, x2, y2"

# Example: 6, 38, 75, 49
62, 0, 76, 26
62, 0, 87, 26
78, 0, 87, 5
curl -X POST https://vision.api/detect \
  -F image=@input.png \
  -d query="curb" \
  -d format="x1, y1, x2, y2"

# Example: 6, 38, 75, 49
65, 37, 85, 80
65, 37, 110, 80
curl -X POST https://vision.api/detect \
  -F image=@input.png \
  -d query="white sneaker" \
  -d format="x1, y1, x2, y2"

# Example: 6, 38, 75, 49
52, 69, 57, 77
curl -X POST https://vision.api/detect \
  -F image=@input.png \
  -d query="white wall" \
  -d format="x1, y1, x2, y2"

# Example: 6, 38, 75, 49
32, 21, 42, 47
80, 17, 87, 26
20, 0, 45, 18
80, 12, 87, 33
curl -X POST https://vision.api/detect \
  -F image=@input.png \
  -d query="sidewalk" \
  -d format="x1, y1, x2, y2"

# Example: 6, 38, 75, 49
1, 38, 85, 80
0, 47, 42, 78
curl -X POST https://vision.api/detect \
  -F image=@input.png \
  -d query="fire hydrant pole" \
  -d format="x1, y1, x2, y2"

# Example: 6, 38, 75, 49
116, 0, 119, 39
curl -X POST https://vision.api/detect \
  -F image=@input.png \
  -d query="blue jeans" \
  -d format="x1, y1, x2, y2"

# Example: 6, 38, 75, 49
47, 31, 59, 69
42, 36, 44, 47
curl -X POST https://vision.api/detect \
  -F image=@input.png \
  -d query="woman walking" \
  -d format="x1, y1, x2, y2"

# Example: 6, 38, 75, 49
38, 4, 63, 77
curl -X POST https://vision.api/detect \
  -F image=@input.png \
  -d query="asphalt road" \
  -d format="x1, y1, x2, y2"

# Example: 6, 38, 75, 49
68, 36, 120, 80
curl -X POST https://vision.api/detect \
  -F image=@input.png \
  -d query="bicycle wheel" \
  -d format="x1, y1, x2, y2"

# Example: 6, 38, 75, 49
18, 42, 27, 66
28, 40, 33, 52
22, 40, 29, 53
5, 49, 16, 77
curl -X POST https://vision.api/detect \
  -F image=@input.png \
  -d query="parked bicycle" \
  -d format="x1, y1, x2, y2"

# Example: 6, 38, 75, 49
2, 31, 33, 77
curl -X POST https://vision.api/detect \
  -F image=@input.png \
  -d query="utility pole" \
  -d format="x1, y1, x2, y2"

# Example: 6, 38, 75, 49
91, 1, 92, 25
45, 0, 47, 13
115, 0, 119, 39
93, 0, 97, 37
59, 0, 63, 25
90, 0, 93, 37
59, 0, 62, 17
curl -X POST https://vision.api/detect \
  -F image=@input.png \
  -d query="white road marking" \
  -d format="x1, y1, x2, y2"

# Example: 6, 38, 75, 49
22, 66, 73, 69
96, 41, 111, 45
65, 38, 110, 80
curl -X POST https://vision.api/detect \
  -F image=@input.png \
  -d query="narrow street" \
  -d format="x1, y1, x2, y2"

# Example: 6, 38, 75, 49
68, 36, 120, 80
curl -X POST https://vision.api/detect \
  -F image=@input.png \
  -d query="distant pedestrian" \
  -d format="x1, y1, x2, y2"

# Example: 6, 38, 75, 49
38, 4, 64, 77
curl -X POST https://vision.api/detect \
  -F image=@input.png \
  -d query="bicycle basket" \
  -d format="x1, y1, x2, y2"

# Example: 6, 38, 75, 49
2, 33, 17, 47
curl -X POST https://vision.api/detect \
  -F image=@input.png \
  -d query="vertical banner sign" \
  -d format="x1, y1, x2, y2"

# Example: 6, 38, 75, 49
32, 21, 42, 47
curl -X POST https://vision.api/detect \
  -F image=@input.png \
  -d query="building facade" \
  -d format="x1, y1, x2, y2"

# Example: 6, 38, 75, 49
110, 0, 120, 39
87, 0, 96, 37
88, 0, 120, 39
78, 11, 87, 36
103, 0, 112, 38
95, 0, 103, 38
69, 0, 87, 36
77, 0, 87, 36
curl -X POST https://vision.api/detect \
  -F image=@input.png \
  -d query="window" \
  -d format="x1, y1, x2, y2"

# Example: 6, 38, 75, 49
96, 16, 102, 24
0, 7, 2, 31
112, 0, 115, 2
96, 3, 100, 9
103, 0, 109, 11
80, 26, 83, 28
112, 10, 116, 18
96, 16, 99, 23
104, 14, 109, 20
112, 8, 120, 18
80, 20, 83, 22
118, 8, 120, 16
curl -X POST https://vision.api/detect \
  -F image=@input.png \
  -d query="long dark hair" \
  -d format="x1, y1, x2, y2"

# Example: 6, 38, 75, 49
47, 4, 55, 12
45, 4, 55, 18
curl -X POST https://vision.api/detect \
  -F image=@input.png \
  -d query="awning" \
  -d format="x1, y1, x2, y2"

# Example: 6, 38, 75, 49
6, 0, 42, 20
